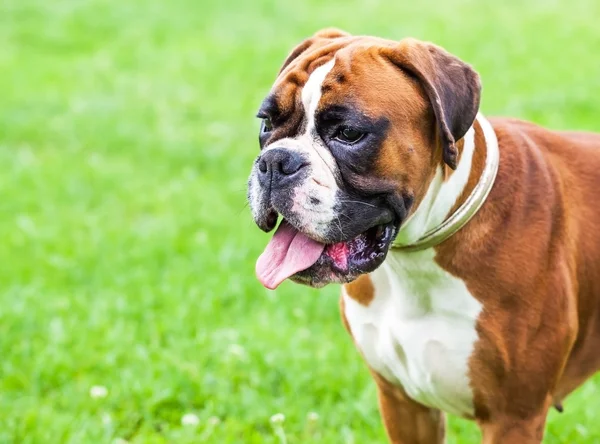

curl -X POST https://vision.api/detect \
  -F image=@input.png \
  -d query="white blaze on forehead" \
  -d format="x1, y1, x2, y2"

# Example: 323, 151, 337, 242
301, 59, 335, 134
292, 58, 339, 236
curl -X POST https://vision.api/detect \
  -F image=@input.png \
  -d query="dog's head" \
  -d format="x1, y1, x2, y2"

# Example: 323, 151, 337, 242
248, 29, 481, 289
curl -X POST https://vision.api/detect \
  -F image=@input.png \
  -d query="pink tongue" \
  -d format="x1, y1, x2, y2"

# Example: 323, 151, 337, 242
256, 220, 326, 289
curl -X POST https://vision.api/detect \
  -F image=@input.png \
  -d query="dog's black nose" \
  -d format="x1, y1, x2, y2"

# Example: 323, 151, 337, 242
257, 148, 307, 187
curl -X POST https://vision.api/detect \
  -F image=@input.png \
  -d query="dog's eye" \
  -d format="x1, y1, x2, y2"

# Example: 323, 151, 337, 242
261, 117, 273, 133
335, 127, 364, 144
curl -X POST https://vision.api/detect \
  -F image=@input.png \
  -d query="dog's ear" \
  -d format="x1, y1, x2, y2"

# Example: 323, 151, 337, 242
279, 28, 350, 73
382, 39, 481, 169
312, 28, 351, 39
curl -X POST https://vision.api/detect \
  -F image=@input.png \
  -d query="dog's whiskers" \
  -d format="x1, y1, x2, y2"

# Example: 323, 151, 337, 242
338, 199, 379, 209
335, 215, 345, 239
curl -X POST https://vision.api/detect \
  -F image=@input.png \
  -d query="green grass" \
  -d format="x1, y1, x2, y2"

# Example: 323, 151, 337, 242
1, 0, 600, 442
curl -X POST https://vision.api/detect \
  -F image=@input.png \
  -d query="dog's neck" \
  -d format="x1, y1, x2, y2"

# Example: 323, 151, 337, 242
392, 114, 498, 250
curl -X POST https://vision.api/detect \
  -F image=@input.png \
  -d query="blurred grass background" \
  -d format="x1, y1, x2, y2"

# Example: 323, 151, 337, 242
1, 0, 600, 442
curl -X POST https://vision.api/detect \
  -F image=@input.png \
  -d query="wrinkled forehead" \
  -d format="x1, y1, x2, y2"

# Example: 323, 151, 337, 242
259, 36, 425, 142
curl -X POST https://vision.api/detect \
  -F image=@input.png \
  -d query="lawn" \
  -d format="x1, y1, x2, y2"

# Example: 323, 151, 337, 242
1, 0, 600, 442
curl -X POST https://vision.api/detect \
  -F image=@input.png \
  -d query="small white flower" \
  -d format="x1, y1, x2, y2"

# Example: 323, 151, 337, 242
113, 439, 128, 444
298, 328, 311, 339
102, 413, 112, 425
270, 413, 285, 425
89, 385, 108, 399
292, 308, 304, 318
228, 343, 246, 358
181, 413, 200, 427
307, 411, 319, 422
207, 416, 220, 426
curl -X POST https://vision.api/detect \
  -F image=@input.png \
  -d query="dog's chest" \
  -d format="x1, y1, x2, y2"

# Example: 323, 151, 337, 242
342, 250, 482, 417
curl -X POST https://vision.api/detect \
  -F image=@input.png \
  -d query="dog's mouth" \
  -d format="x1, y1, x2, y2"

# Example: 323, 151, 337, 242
256, 219, 397, 289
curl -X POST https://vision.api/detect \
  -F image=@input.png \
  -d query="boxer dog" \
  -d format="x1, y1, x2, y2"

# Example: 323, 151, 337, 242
247, 28, 600, 443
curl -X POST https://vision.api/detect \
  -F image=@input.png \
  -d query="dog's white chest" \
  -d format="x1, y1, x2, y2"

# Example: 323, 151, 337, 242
342, 249, 482, 417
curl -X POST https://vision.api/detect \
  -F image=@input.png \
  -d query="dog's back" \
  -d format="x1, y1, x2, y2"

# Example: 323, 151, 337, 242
488, 117, 600, 403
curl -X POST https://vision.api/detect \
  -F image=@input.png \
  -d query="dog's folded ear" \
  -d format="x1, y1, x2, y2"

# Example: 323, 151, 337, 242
279, 28, 351, 73
312, 28, 351, 40
382, 39, 481, 169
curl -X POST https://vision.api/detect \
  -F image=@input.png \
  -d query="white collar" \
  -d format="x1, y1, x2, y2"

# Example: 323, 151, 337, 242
391, 114, 499, 252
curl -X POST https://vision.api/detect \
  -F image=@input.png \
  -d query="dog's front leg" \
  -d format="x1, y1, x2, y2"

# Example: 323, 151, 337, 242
372, 372, 446, 444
